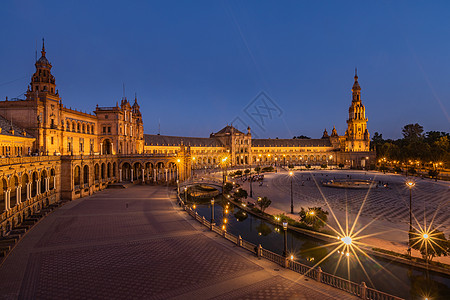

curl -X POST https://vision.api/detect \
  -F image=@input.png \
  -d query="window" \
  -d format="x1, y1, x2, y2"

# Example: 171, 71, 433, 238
107, 127, 111, 133
102, 126, 106, 134
80, 138, 84, 152
51, 137, 54, 145
91, 125, 94, 133
105, 115, 108, 119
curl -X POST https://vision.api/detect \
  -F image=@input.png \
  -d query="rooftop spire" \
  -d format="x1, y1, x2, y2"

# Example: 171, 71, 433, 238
41, 38, 46, 57
352, 68, 361, 91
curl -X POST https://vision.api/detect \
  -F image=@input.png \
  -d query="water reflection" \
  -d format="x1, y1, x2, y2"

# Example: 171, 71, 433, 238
190, 197, 450, 300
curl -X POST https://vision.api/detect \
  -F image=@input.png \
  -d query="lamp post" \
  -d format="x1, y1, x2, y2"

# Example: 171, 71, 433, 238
406, 180, 415, 256
210, 198, 215, 224
177, 158, 181, 181
184, 187, 187, 203
283, 221, 288, 257
423, 233, 429, 264
289, 171, 294, 214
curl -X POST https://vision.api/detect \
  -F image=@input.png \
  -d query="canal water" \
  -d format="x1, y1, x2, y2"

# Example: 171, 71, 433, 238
191, 198, 450, 300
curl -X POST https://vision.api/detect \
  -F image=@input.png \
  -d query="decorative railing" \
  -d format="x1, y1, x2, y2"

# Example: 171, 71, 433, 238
178, 194, 404, 300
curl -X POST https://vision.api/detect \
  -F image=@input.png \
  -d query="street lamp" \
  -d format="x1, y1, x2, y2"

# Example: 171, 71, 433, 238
210, 198, 215, 224
177, 158, 181, 181
282, 221, 288, 257
184, 187, 187, 203
289, 171, 294, 214
406, 180, 415, 256
422, 232, 429, 264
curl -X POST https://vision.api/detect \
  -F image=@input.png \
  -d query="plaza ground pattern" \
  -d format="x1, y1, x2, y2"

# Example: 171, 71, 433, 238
0, 185, 357, 299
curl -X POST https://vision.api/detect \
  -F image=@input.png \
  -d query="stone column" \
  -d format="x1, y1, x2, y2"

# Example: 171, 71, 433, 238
36, 179, 40, 195
130, 169, 134, 182
4, 189, 10, 211
119, 169, 122, 182
53, 176, 56, 190
165, 169, 168, 182
16, 185, 21, 204
26, 182, 31, 200
147, 169, 150, 181
46, 178, 49, 192
111, 142, 114, 155
142, 169, 145, 183
153, 169, 157, 182
100, 143, 103, 155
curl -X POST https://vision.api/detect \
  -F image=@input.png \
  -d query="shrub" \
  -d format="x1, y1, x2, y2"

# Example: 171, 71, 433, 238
244, 169, 250, 174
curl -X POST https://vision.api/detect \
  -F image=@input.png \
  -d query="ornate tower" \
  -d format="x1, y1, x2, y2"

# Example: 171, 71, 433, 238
345, 69, 370, 151
26, 39, 59, 98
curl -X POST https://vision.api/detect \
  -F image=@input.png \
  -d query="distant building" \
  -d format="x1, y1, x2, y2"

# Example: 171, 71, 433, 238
0, 41, 374, 235
144, 70, 374, 169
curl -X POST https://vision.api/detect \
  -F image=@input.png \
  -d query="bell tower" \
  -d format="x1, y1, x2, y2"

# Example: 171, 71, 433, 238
26, 39, 59, 99
345, 69, 370, 151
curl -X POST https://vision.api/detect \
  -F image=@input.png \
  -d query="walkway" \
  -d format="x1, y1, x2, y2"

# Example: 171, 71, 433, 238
0, 185, 357, 299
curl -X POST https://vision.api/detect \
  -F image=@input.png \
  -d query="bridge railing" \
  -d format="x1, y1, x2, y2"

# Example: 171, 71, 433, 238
176, 192, 404, 300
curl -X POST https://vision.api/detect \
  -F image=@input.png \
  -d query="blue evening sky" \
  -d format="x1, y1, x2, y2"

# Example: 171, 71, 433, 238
0, 0, 449, 139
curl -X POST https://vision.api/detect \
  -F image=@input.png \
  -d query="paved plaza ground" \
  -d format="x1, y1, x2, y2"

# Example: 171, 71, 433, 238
234, 169, 450, 264
0, 185, 357, 299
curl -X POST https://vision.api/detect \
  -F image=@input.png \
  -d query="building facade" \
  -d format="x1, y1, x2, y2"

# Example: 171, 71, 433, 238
0, 42, 374, 235
144, 71, 375, 169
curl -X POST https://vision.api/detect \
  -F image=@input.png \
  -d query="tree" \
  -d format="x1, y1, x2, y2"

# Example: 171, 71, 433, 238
255, 166, 261, 174
299, 207, 329, 230
338, 163, 344, 169
321, 164, 327, 169
233, 188, 248, 201
235, 170, 243, 176
244, 169, 250, 175
402, 123, 424, 141
293, 135, 311, 139
257, 196, 271, 213
410, 228, 449, 262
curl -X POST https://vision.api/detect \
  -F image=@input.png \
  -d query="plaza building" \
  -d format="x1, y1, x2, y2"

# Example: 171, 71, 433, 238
144, 71, 375, 170
0, 41, 374, 235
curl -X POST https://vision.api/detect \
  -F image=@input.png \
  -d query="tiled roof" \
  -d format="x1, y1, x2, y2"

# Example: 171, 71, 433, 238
0, 115, 34, 138
252, 138, 332, 147
144, 134, 223, 147
214, 125, 244, 135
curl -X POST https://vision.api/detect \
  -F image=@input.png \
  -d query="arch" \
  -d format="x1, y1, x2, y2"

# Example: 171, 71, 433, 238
101, 163, 106, 180
133, 162, 142, 181
103, 139, 112, 155
112, 162, 117, 177
49, 168, 55, 190
10, 175, 19, 206
82, 124, 86, 133
77, 122, 81, 133
41, 169, 47, 193
107, 162, 111, 178
94, 164, 99, 182
21, 173, 29, 199
74, 165, 81, 187
121, 162, 132, 181
83, 165, 89, 185
31, 171, 38, 197
0, 177, 8, 211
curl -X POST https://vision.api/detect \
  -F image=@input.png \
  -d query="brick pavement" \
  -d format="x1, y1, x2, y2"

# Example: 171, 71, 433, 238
0, 185, 357, 300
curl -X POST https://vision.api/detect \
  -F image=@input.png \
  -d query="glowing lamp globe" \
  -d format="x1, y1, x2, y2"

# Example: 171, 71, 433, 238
341, 236, 352, 245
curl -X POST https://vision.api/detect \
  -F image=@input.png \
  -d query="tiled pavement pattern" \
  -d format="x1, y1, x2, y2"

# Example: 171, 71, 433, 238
254, 170, 449, 234
0, 186, 356, 299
